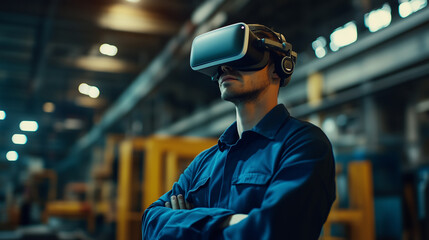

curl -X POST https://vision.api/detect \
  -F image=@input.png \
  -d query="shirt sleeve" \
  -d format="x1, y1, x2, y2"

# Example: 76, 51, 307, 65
222, 126, 336, 240
141, 150, 235, 240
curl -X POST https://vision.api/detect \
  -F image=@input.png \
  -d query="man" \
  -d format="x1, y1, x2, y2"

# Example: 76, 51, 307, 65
142, 23, 336, 239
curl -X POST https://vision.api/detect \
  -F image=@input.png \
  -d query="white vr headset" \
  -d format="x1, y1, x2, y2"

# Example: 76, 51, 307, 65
190, 22, 297, 86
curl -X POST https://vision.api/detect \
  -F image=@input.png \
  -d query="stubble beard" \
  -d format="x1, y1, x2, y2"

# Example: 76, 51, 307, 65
219, 68, 271, 105
221, 87, 264, 105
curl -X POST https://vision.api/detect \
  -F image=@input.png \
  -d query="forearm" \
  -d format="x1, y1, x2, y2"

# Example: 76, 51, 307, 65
221, 172, 334, 240
222, 194, 331, 240
142, 203, 235, 240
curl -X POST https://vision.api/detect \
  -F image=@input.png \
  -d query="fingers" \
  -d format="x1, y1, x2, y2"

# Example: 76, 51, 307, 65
177, 194, 186, 209
170, 195, 179, 210
165, 194, 193, 210
185, 200, 191, 210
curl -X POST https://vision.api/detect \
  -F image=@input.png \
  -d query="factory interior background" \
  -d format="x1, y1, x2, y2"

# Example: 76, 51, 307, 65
0, 0, 429, 239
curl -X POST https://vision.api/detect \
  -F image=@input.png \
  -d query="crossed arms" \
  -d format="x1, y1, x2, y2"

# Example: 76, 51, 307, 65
141, 132, 336, 240
165, 194, 248, 229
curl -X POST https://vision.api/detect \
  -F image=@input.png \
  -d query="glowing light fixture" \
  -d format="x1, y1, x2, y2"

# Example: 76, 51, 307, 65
329, 22, 358, 51
312, 37, 328, 58
399, 0, 427, 18
12, 134, 27, 145
0, 110, 5, 120
64, 118, 84, 130
126, 0, 140, 2
79, 83, 100, 98
43, 102, 55, 113
6, 151, 18, 161
79, 83, 90, 95
364, 4, 392, 32
399, 1, 413, 17
19, 121, 39, 132
99, 43, 118, 56
88, 86, 100, 98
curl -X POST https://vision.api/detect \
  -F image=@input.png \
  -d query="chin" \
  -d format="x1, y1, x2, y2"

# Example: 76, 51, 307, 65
221, 90, 259, 104
221, 91, 237, 102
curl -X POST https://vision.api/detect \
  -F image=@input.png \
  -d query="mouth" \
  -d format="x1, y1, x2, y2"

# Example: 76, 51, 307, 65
220, 75, 238, 84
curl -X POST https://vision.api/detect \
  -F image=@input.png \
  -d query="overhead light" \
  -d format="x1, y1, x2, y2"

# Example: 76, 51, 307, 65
399, 1, 413, 17
126, 0, 140, 2
79, 83, 90, 95
88, 86, 100, 98
99, 43, 118, 56
399, 0, 427, 18
20, 121, 39, 132
12, 134, 27, 145
315, 47, 327, 58
98, 4, 179, 35
6, 151, 18, 161
312, 37, 328, 58
411, 0, 427, 10
64, 118, 84, 130
329, 21, 358, 51
54, 119, 85, 131
364, 4, 392, 32
43, 102, 55, 113
0, 110, 5, 120
79, 83, 100, 99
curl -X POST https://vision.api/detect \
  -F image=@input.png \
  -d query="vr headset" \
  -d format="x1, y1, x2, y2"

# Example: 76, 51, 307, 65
190, 22, 297, 86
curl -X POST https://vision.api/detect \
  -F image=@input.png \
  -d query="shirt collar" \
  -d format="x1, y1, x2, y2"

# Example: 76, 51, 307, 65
218, 104, 290, 150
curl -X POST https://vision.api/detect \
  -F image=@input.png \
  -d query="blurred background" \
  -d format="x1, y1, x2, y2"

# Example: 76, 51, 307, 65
0, 0, 428, 239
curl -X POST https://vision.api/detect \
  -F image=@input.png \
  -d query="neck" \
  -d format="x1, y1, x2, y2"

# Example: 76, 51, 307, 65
235, 93, 278, 138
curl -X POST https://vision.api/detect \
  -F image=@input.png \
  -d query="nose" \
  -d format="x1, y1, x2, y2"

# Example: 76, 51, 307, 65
212, 65, 233, 81
220, 65, 233, 72
212, 65, 237, 82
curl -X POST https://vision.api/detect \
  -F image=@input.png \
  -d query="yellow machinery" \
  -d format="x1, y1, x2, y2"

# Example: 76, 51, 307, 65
116, 135, 217, 240
322, 160, 375, 240
44, 135, 124, 233
44, 182, 95, 232
39, 134, 375, 240
117, 137, 146, 240
143, 136, 218, 209
90, 134, 124, 222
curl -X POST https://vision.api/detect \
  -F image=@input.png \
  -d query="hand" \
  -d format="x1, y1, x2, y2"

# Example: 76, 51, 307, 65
220, 214, 248, 229
165, 194, 193, 210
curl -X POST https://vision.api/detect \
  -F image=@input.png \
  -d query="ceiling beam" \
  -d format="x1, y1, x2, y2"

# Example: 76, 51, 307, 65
31, 0, 59, 95
56, 0, 253, 171
57, 0, 229, 172
156, 7, 429, 136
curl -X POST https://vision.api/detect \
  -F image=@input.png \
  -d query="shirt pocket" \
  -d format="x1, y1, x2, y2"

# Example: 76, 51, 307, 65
232, 173, 271, 185
187, 176, 210, 207
230, 173, 271, 211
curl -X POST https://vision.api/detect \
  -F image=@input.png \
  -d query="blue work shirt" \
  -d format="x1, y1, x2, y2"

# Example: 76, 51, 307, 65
142, 104, 336, 240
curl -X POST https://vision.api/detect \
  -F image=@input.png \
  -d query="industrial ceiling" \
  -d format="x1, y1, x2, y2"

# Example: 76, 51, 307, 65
0, 0, 418, 169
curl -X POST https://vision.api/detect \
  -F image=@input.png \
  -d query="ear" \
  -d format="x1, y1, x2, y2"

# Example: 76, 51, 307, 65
268, 63, 281, 84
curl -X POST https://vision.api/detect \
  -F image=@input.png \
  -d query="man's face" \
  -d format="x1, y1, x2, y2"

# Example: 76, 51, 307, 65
218, 64, 274, 103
